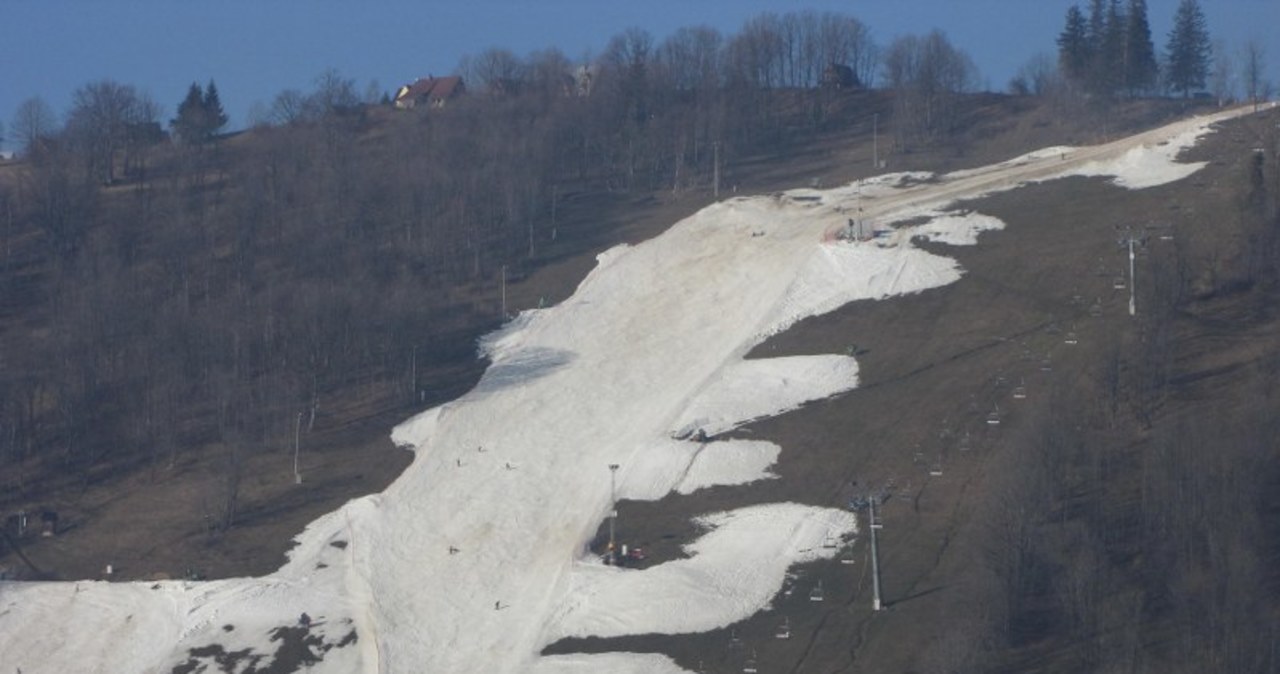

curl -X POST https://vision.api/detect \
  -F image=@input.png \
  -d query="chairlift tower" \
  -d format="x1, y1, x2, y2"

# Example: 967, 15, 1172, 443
869, 496, 883, 611
1126, 236, 1137, 316
1118, 227, 1147, 317
608, 464, 620, 563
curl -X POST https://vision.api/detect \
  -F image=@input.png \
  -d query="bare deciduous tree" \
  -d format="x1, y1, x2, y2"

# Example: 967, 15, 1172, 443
725, 13, 784, 89
1209, 38, 1235, 106
884, 30, 978, 145
656, 26, 723, 92
10, 97, 57, 154
65, 80, 152, 184
461, 48, 527, 94
309, 68, 359, 117
1240, 39, 1268, 109
1010, 53, 1062, 97
269, 88, 308, 125
525, 48, 574, 98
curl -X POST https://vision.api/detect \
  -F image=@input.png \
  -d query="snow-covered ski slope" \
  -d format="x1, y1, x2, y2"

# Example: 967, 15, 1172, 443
0, 106, 1256, 674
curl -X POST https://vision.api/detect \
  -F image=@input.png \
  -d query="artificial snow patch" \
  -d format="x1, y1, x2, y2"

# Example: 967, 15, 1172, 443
0, 577, 365, 674
0, 581, 188, 673
1050, 112, 1237, 189
543, 503, 856, 641
531, 652, 695, 674
676, 440, 781, 495
389, 404, 444, 449
904, 210, 1007, 246
765, 243, 963, 338
618, 439, 705, 501
839, 171, 939, 202
1071, 136, 1208, 188
673, 355, 859, 437
616, 438, 781, 500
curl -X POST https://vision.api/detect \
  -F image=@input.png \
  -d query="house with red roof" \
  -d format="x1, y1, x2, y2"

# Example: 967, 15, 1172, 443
394, 76, 466, 110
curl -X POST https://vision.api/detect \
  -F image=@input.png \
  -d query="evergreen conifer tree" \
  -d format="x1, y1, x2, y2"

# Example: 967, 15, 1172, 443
170, 80, 229, 144
1087, 0, 1107, 58
1165, 0, 1211, 97
1058, 5, 1092, 87
1124, 0, 1158, 94
202, 79, 229, 138
171, 82, 208, 144
1097, 0, 1127, 96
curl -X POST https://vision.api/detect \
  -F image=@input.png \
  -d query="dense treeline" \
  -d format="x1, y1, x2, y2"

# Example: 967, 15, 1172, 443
1006, 0, 1271, 116
1052, 0, 1264, 104
1056, 0, 1161, 99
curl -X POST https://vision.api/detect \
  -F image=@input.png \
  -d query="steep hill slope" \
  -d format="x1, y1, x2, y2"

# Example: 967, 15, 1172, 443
1, 104, 1272, 674
548, 106, 1280, 674
0, 93, 1214, 585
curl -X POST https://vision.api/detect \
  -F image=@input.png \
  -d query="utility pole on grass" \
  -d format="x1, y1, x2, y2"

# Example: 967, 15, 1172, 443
551, 184, 558, 242
293, 411, 303, 484
713, 142, 721, 200
872, 113, 879, 170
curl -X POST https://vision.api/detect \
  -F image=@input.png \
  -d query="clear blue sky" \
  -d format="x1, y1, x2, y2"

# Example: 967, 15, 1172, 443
4, 0, 1277, 149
